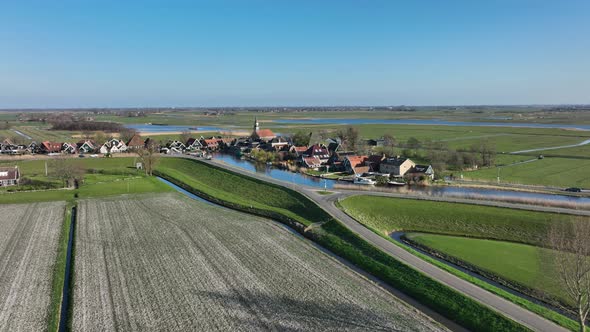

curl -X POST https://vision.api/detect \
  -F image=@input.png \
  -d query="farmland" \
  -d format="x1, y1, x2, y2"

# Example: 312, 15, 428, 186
156, 157, 530, 331
337, 195, 573, 245
0, 202, 66, 331
72, 193, 444, 331
404, 233, 566, 304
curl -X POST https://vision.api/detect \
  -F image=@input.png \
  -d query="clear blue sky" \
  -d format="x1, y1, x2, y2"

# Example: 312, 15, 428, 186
1, 0, 589, 108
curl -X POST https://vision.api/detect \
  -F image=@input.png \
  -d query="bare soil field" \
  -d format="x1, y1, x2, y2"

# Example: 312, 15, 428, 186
0, 201, 66, 331
72, 193, 445, 331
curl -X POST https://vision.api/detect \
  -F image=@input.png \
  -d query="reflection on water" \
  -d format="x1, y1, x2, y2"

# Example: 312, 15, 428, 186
213, 153, 334, 189
213, 153, 590, 206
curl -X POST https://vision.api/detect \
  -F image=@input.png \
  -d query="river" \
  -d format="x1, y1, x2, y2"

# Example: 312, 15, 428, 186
213, 153, 590, 207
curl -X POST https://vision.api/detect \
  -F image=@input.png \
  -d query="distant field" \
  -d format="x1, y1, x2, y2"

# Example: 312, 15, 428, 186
465, 156, 590, 188
72, 193, 443, 331
0, 202, 66, 331
405, 233, 566, 304
338, 195, 573, 245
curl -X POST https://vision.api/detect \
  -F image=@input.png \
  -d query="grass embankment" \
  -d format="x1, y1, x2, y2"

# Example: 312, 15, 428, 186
339, 195, 582, 330
156, 157, 529, 332
405, 233, 564, 303
338, 195, 573, 246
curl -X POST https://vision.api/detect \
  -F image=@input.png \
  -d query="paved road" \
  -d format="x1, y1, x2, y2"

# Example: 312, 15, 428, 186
198, 157, 570, 332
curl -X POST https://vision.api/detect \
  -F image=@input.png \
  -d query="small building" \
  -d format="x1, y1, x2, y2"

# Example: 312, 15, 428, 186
303, 144, 330, 164
185, 138, 203, 151
343, 155, 369, 175
77, 140, 96, 154
302, 156, 322, 170
100, 139, 128, 154
41, 141, 63, 154
0, 166, 20, 186
407, 164, 435, 180
289, 146, 308, 157
62, 142, 77, 154
126, 134, 145, 150
201, 138, 219, 151
379, 157, 415, 176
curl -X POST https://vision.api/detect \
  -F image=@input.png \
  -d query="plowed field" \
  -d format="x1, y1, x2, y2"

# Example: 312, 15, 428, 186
0, 202, 66, 331
72, 193, 445, 331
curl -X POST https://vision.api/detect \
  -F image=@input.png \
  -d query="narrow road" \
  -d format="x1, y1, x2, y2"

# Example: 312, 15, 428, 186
199, 157, 570, 332
511, 138, 590, 154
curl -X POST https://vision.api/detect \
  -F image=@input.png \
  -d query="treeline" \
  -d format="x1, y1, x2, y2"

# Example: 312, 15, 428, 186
375, 136, 496, 174
50, 120, 123, 132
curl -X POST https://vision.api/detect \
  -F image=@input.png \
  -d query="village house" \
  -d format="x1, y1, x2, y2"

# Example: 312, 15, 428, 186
0, 166, 20, 186
41, 141, 63, 154
365, 153, 387, 172
289, 146, 308, 157
201, 138, 219, 151
343, 155, 369, 176
185, 137, 203, 151
302, 156, 323, 170
62, 142, 77, 154
302, 144, 330, 164
379, 156, 415, 176
407, 164, 435, 180
166, 140, 186, 153
100, 138, 128, 154
126, 134, 145, 150
76, 140, 96, 154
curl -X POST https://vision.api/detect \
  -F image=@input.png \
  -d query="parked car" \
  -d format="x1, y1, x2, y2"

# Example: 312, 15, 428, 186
78, 154, 85, 158
565, 187, 582, 192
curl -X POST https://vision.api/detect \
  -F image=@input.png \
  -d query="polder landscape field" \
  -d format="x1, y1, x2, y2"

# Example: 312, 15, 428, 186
0, 202, 66, 331
71, 193, 444, 331
338, 195, 588, 329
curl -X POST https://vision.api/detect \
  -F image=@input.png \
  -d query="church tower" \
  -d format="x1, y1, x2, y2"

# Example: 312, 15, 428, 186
253, 117, 260, 132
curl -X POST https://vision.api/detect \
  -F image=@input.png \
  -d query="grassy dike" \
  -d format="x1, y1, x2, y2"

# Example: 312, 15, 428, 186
338, 196, 581, 331
156, 157, 529, 332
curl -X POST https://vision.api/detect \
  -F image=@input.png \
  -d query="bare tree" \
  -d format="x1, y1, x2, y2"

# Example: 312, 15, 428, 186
136, 141, 160, 176
50, 157, 85, 188
119, 128, 138, 144
179, 130, 192, 145
546, 219, 590, 332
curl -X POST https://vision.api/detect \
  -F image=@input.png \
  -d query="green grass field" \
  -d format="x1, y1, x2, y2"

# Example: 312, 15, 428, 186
0, 157, 172, 204
466, 156, 590, 188
338, 195, 573, 245
405, 233, 566, 303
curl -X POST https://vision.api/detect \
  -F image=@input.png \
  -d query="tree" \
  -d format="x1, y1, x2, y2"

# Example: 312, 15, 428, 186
382, 134, 397, 147
544, 219, 590, 332
50, 157, 85, 188
179, 130, 192, 144
136, 141, 160, 176
118, 128, 138, 144
336, 127, 362, 153
292, 131, 311, 147
406, 137, 421, 149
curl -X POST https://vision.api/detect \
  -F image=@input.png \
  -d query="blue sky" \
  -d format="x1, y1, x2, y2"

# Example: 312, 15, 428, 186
1, 0, 589, 108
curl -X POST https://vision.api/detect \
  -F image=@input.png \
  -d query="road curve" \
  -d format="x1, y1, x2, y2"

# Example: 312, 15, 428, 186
196, 157, 569, 332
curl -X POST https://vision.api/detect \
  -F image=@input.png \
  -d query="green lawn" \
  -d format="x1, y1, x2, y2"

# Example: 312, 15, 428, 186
466, 156, 590, 188
338, 195, 573, 245
405, 233, 566, 304
156, 158, 329, 226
